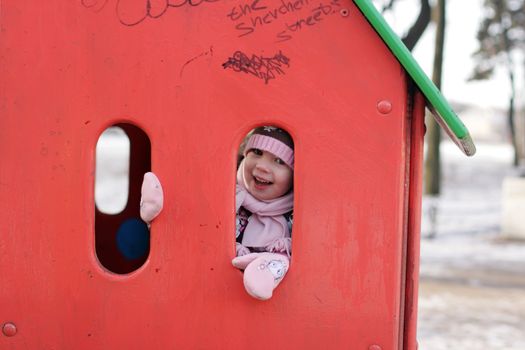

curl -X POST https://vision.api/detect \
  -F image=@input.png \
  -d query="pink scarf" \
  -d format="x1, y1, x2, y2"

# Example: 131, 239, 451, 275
236, 161, 294, 251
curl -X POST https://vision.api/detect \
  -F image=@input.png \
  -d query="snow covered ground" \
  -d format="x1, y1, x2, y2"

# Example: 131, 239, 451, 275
418, 141, 525, 349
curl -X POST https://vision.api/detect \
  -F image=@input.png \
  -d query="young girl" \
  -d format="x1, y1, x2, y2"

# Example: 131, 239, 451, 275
232, 126, 294, 300
139, 126, 294, 301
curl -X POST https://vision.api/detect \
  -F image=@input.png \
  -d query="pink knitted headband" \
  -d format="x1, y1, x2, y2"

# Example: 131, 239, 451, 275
245, 134, 294, 169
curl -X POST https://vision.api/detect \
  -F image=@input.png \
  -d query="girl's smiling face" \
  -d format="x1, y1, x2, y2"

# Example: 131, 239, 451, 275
243, 148, 293, 201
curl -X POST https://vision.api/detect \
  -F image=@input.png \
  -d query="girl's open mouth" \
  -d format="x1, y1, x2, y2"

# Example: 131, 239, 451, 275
254, 175, 272, 186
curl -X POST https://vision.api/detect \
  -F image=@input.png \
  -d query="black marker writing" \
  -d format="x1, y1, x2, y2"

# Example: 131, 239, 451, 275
222, 51, 290, 84
117, 0, 220, 26
81, 0, 109, 12
226, 0, 268, 21
228, 0, 309, 37
82, 0, 219, 26
275, 0, 341, 42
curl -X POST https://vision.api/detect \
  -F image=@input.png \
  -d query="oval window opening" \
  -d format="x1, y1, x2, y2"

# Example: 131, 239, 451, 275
95, 123, 151, 274
95, 127, 130, 214
234, 126, 294, 299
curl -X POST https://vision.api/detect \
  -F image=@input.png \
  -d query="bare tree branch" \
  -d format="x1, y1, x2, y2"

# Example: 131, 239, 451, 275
381, 0, 396, 13
402, 0, 431, 51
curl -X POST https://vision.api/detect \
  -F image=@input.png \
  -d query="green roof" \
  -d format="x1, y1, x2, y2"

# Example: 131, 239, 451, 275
354, 0, 476, 156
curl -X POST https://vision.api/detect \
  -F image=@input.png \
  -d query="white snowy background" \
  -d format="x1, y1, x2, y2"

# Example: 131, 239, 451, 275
418, 141, 525, 349
375, 0, 525, 348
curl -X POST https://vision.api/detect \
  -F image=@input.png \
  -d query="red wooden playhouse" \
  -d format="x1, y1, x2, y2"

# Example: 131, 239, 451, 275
0, 0, 475, 349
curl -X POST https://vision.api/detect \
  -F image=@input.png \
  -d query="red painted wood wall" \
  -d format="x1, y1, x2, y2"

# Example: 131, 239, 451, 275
0, 0, 424, 349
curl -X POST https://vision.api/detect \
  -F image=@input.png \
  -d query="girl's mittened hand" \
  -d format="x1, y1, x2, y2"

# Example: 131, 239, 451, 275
242, 253, 290, 300
236, 243, 251, 257
140, 172, 164, 224
232, 252, 261, 269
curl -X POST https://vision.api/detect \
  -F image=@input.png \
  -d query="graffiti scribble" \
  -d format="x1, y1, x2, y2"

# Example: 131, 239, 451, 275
222, 51, 290, 84
226, 0, 309, 38
81, 0, 220, 26
276, 0, 342, 42
81, 0, 109, 13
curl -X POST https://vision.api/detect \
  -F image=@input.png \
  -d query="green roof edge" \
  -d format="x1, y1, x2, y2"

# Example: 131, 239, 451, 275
353, 0, 476, 156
